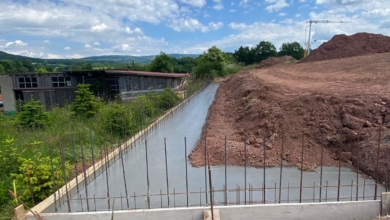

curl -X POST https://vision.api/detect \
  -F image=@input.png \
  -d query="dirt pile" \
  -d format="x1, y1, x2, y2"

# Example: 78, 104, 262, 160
189, 53, 390, 185
301, 32, 390, 63
256, 56, 296, 69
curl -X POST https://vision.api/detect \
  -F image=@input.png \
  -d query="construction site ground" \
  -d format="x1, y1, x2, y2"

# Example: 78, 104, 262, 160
189, 52, 390, 184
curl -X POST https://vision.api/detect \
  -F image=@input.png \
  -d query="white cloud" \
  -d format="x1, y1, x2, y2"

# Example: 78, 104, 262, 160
178, 0, 206, 7
84, 44, 92, 48
265, 0, 289, 12
168, 18, 223, 32
239, 0, 250, 7
229, 9, 237, 12
43, 40, 50, 44
93, 42, 100, 46
47, 54, 61, 59
123, 27, 143, 35
228, 22, 248, 30
213, 0, 224, 10
278, 12, 287, 16
90, 24, 109, 32
64, 46, 71, 50
5, 40, 27, 48
67, 54, 84, 59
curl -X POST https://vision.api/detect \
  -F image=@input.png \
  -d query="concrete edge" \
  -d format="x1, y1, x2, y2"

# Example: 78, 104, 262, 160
30, 82, 210, 214
27, 200, 380, 217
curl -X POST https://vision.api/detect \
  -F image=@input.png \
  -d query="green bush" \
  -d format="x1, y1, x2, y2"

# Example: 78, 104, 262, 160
101, 102, 136, 137
11, 154, 71, 205
70, 83, 100, 118
14, 99, 50, 129
135, 95, 155, 117
157, 87, 180, 110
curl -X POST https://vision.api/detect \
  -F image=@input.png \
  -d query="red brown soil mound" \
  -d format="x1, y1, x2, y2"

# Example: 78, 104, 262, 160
301, 32, 390, 63
189, 53, 390, 185
256, 56, 296, 69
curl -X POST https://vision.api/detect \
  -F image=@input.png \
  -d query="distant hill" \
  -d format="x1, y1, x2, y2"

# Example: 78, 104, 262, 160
0, 51, 200, 64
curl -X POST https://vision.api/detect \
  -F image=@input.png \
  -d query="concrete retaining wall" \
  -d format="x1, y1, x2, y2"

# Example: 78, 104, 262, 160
29, 82, 210, 214
27, 201, 381, 220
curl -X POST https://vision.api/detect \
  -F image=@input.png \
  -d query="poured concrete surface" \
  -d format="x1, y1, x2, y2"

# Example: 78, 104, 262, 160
51, 83, 385, 213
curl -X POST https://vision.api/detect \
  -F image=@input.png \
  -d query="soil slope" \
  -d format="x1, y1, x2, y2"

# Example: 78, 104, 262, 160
189, 52, 390, 184
301, 32, 390, 63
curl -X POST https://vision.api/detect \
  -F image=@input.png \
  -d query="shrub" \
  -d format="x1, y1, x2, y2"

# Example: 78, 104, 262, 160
101, 102, 136, 137
14, 99, 50, 129
11, 153, 71, 205
135, 95, 155, 117
157, 87, 179, 110
70, 83, 100, 118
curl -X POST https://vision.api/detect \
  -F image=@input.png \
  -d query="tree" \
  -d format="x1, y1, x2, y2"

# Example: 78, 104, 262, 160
278, 42, 304, 60
36, 65, 47, 74
81, 63, 93, 71
22, 59, 35, 72
70, 84, 100, 118
253, 41, 277, 63
193, 46, 225, 78
0, 64, 4, 73
150, 52, 174, 73
0, 60, 17, 72
233, 46, 255, 65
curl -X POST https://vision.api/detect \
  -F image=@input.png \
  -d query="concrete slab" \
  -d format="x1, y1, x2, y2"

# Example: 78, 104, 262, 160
382, 192, 390, 216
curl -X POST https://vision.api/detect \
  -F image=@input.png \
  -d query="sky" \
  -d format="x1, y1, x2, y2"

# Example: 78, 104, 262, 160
0, 0, 389, 59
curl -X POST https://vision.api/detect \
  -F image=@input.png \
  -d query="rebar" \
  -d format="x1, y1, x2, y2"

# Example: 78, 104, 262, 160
145, 139, 151, 209
185, 137, 189, 207
299, 133, 304, 203
80, 142, 90, 211
119, 142, 129, 209
49, 146, 58, 212
244, 136, 247, 205
90, 128, 96, 180
374, 126, 381, 200
279, 129, 284, 203
263, 138, 266, 204
337, 136, 342, 202
164, 138, 170, 207
356, 127, 360, 201
204, 138, 208, 205
60, 142, 71, 212
320, 132, 324, 202
71, 135, 80, 195
224, 135, 227, 206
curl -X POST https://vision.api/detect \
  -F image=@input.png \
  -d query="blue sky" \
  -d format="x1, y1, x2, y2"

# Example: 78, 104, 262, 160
0, 0, 389, 58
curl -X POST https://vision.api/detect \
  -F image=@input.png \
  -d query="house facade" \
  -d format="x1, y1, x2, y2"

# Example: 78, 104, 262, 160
0, 70, 189, 112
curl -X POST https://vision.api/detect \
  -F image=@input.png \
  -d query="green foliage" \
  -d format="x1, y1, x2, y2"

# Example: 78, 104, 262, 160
22, 59, 35, 72
11, 154, 71, 204
36, 65, 47, 73
253, 41, 277, 63
0, 60, 17, 73
172, 56, 198, 73
233, 46, 255, 65
150, 52, 174, 73
193, 46, 225, 79
0, 64, 4, 73
278, 42, 305, 60
101, 102, 136, 136
136, 95, 155, 117
14, 99, 50, 129
157, 87, 180, 110
70, 84, 100, 118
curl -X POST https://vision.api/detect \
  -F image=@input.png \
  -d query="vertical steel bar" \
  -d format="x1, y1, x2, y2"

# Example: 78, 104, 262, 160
207, 154, 214, 220
173, 188, 176, 208
204, 138, 208, 205
374, 126, 381, 200
319, 133, 324, 202
337, 136, 342, 202
200, 187, 202, 206
325, 181, 328, 202
71, 135, 80, 195
49, 146, 58, 212
145, 139, 151, 209
279, 129, 284, 203
134, 192, 137, 210
224, 135, 227, 206
80, 194, 83, 212
287, 182, 290, 203
299, 133, 304, 203
356, 128, 360, 201
351, 180, 353, 201
363, 178, 366, 200
60, 142, 71, 212
244, 136, 247, 205
81, 143, 90, 211
274, 182, 277, 203
104, 142, 111, 210
313, 181, 315, 202
185, 137, 189, 207
94, 194, 96, 212
160, 189, 163, 208
263, 138, 266, 204
119, 142, 129, 209
164, 138, 170, 207
89, 128, 96, 180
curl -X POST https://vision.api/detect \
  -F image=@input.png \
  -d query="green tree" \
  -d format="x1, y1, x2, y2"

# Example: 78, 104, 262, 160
14, 99, 50, 129
82, 63, 93, 71
173, 56, 198, 73
36, 65, 47, 74
193, 46, 225, 78
253, 41, 277, 63
70, 84, 100, 118
278, 42, 304, 60
233, 46, 255, 65
0, 64, 5, 73
0, 60, 17, 72
22, 59, 35, 72
150, 52, 174, 73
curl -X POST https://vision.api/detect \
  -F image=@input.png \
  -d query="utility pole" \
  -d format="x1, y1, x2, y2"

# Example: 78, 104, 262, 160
304, 20, 349, 56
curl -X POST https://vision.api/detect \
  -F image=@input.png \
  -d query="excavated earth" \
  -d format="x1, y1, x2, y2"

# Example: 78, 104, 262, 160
189, 52, 390, 185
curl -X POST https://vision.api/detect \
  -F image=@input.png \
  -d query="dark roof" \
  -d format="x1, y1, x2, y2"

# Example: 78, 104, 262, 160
105, 70, 190, 78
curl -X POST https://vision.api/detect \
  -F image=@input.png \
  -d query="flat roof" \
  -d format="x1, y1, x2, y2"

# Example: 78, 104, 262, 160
105, 70, 190, 78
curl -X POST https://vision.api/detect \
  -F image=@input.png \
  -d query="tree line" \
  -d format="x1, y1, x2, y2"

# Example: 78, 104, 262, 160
0, 41, 304, 78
